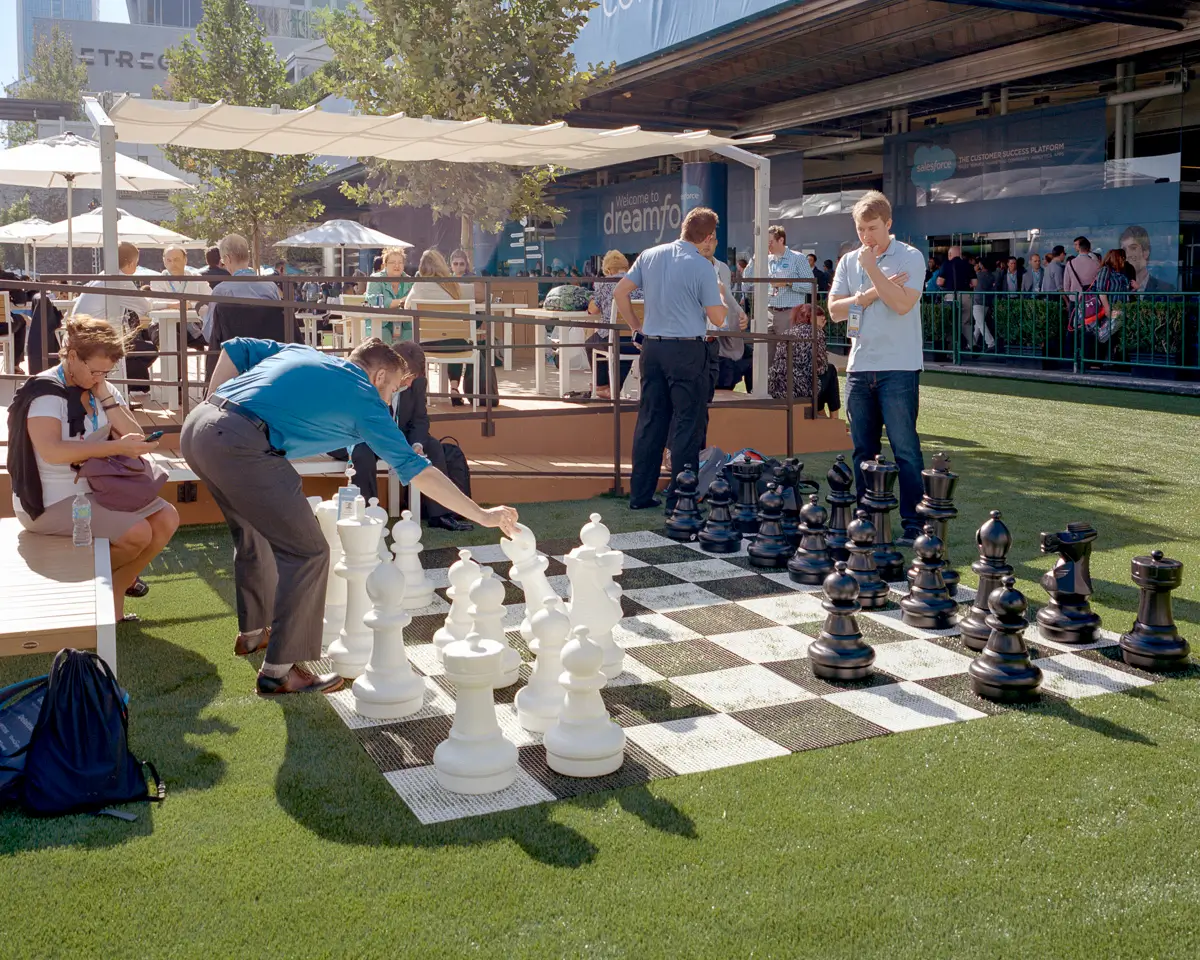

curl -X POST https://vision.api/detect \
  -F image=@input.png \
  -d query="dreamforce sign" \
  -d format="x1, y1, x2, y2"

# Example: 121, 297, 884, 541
603, 188, 681, 244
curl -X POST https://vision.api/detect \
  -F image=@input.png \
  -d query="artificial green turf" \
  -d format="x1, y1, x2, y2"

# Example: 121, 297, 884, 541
2, 372, 1198, 959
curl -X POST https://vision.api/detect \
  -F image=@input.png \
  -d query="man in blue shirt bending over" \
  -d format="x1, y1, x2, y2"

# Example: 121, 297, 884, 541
182, 337, 519, 696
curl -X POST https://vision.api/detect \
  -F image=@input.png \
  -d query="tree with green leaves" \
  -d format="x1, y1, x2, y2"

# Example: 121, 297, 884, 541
6, 25, 89, 147
320, 0, 607, 253
159, 0, 328, 265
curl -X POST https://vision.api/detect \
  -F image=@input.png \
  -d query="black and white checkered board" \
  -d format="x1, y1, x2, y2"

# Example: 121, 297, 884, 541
317, 530, 1168, 825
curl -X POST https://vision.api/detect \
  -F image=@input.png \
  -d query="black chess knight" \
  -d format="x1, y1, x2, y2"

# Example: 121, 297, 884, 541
809, 562, 876, 681
825, 455, 856, 563
787, 495, 834, 584
914, 452, 960, 596
664, 465, 704, 542
1119, 551, 1190, 671
860, 456, 904, 581
968, 576, 1043, 702
1037, 522, 1102, 644
960, 511, 1014, 652
698, 471, 741, 554
774, 458, 805, 548
728, 459, 765, 536
748, 483, 792, 568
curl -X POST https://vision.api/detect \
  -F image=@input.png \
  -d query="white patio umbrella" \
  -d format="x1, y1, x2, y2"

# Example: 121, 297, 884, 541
0, 133, 191, 272
34, 206, 199, 249
0, 216, 54, 272
276, 218, 412, 275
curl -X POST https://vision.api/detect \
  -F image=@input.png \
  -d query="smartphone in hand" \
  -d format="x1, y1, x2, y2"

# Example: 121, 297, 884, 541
144, 430, 165, 442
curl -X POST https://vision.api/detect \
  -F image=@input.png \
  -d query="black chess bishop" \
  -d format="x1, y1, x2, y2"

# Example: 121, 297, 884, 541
787, 495, 834, 584
1119, 551, 1190, 671
960, 510, 1014, 652
809, 562, 876, 681
748, 482, 792, 568
664, 465, 704, 542
845, 509, 890, 610
1037, 522, 1102, 644
968, 576, 1043, 702
698, 471, 741, 554
914, 452, 960, 596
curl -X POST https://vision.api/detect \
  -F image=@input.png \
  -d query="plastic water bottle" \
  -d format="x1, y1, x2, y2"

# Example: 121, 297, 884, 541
72, 492, 93, 548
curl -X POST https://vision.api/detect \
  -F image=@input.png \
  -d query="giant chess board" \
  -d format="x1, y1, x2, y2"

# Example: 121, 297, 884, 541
316, 531, 1172, 825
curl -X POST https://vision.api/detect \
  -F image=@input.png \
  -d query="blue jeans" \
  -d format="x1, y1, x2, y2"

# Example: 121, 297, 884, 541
845, 370, 924, 530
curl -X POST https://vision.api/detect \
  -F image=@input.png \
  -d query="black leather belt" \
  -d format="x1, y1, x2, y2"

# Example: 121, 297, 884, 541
644, 335, 704, 341
207, 395, 285, 455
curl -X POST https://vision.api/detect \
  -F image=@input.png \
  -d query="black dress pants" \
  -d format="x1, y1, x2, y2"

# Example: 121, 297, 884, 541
630, 337, 708, 509
350, 436, 450, 519
701, 338, 719, 448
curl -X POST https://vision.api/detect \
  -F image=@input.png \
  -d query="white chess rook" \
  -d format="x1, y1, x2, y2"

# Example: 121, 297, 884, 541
392, 510, 435, 609
352, 560, 426, 719
434, 618, 519, 795
566, 513, 626, 682
313, 497, 347, 654
328, 498, 385, 679
433, 548, 482, 663
467, 568, 523, 687
502, 523, 559, 642
543, 624, 626, 777
365, 497, 392, 563
515, 596, 570, 733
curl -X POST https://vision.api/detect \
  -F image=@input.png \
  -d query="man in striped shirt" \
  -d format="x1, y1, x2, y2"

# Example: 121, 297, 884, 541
746, 225, 815, 363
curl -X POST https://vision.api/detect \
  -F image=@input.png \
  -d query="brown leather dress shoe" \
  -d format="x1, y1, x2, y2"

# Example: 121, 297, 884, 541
234, 626, 271, 656
256, 665, 344, 696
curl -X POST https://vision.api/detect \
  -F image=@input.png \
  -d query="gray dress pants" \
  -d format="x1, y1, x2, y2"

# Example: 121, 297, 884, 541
180, 401, 329, 666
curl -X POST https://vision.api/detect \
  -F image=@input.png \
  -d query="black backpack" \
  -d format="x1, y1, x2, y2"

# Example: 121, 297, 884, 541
0, 674, 48, 803
439, 436, 473, 499
20, 649, 164, 817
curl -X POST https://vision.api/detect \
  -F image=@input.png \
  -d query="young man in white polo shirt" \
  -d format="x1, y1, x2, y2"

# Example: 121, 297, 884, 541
827, 191, 927, 545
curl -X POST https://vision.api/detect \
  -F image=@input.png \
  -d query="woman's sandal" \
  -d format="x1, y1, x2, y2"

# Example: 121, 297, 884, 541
119, 613, 140, 623
125, 577, 150, 599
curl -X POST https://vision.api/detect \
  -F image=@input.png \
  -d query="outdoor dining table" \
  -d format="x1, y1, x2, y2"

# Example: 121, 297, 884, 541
148, 302, 202, 406
472, 302, 527, 371
513, 307, 594, 397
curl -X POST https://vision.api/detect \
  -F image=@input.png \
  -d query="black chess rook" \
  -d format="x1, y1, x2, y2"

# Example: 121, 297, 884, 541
1037, 522, 1102, 644
845, 509, 890, 609
1119, 551, 1190, 671
960, 510, 1014, 652
698, 470, 742, 554
728, 460, 765, 536
664, 465, 704, 542
860, 455, 904, 582
825, 454, 856, 563
748, 482, 792, 568
809, 562, 876, 681
968, 576, 1043, 702
900, 524, 957, 630
915, 452, 960, 596
787, 494, 834, 584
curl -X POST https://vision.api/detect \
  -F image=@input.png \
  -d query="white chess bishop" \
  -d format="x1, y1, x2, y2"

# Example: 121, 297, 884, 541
327, 498, 385, 679
565, 513, 626, 682
391, 510, 435, 609
514, 596, 570, 733
352, 560, 425, 719
312, 496, 347, 654
543, 625, 626, 777
433, 569, 519, 795
501, 523, 559, 642
467, 563, 522, 687
365, 497, 392, 563
432, 549, 481, 663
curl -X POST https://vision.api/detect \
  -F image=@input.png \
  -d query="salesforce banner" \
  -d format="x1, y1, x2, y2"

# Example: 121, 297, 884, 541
571, 0, 798, 69
886, 101, 1108, 207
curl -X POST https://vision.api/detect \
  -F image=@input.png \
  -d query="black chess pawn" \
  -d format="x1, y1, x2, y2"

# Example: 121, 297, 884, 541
845, 509, 890, 609
960, 510, 1014, 652
698, 471, 742, 554
1037, 522, 1102, 644
787, 494, 834, 584
774, 458, 804, 548
968, 576, 1043, 702
914, 452, 960, 597
748, 482, 792, 568
1119, 551, 1190, 671
900, 524, 957, 630
727, 459, 765, 536
860, 455, 904, 581
825, 455, 856, 563
664, 465, 704, 542
809, 561, 876, 681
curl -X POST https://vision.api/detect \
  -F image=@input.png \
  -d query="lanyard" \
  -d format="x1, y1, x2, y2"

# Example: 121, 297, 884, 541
56, 366, 100, 434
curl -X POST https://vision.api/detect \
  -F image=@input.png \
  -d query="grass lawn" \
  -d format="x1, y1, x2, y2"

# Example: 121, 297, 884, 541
2, 372, 1199, 959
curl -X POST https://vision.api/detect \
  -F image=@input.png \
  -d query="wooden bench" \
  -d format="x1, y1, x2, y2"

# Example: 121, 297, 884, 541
0, 517, 117, 675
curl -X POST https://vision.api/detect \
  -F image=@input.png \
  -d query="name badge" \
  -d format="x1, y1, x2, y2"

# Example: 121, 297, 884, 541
847, 304, 863, 338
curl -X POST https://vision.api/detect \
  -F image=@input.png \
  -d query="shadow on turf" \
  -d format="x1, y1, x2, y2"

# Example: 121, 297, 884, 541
0, 631, 233, 856
271, 695, 697, 867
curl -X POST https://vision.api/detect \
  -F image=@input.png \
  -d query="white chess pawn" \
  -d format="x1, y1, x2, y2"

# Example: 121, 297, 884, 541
434, 606, 519, 795
543, 625, 626, 777
502, 523, 559, 642
433, 549, 481, 663
391, 510, 435, 609
514, 596, 570, 733
313, 497, 347, 654
352, 560, 425, 719
328, 498, 385, 679
566, 513, 626, 682
365, 497, 391, 563
467, 568, 522, 688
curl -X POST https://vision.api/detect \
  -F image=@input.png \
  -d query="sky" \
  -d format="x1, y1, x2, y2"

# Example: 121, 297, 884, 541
0, 0, 130, 90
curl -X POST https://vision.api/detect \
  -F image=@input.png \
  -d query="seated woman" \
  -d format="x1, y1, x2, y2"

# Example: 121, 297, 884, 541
365, 245, 414, 342
767, 303, 838, 413
586, 249, 643, 399
10, 317, 180, 621
404, 248, 471, 405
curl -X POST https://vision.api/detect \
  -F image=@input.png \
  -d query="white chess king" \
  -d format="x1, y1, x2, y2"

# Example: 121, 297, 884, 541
328, 498, 385, 679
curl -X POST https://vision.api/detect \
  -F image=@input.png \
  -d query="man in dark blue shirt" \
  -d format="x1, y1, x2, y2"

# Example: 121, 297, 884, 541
182, 337, 518, 696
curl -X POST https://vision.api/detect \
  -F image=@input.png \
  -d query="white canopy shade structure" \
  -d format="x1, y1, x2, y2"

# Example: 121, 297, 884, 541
35, 207, 199, 249
0, 217, 54, 272
0, 132, 191, 272
96, 95, 777, 394
276, 219, 412, 249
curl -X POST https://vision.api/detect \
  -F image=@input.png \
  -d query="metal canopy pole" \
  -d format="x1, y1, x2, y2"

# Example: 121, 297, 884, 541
83, 98, 120, 279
